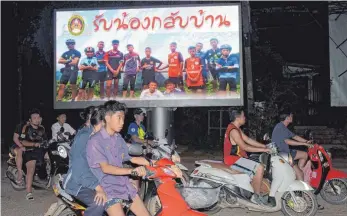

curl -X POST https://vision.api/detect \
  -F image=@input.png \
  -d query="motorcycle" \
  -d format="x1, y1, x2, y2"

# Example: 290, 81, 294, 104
6, 140, 52, 190
265, 131, 347, 205
6, 130, 73, 191
46, 145, 203, 216
302, 130, 347, 205
187, 143, 318, 216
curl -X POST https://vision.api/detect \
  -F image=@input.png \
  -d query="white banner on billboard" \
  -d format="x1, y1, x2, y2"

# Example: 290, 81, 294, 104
329, 13, 347, 107
54, 4, 243, 109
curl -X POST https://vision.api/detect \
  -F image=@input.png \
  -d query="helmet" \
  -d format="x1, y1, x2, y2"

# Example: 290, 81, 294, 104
65, 39, 75, 45
220, 44, 232, 51
84, 47, 95, 53
134, 108, 146, 116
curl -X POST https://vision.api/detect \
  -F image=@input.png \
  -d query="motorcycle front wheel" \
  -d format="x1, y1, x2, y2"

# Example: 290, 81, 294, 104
281, 191, 318, 216
320, 178, 347, 205
58, 209, 77, 216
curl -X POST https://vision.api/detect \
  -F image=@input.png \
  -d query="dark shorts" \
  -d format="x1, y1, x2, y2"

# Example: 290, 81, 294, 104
23, 148, 44, 164
106, 70, 121, 80
219, 78, 237, 91
75, 187, 105, 215
60, 68, 78, 85
142, 71, 155, 86
123, 74, 137, 91
105, 198, 123, 210
290, 149, 297, 160
168, 77, 183, 86
188, 85, 205, 90
98, 71, 107, 82
80, 71, 98, 89
209, 68, 219, 80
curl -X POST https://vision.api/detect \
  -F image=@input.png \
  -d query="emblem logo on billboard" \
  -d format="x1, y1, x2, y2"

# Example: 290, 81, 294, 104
68, 15, 85, 36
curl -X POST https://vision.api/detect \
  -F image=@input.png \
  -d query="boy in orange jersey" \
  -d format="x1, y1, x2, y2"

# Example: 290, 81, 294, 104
184, 46, 204, 94
160, 42, 184, 91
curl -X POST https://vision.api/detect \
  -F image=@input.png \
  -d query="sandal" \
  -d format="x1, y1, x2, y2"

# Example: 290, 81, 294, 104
26, 193, 34, 201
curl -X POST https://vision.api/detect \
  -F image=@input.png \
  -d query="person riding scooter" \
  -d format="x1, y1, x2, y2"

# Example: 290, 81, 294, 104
87, 100, 156, 216
223, 109, 272, 206
63, 105, 107, 216
127, 108, 155, 146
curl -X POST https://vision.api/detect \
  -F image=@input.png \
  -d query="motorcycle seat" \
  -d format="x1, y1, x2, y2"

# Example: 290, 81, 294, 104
196, 160, 242, 175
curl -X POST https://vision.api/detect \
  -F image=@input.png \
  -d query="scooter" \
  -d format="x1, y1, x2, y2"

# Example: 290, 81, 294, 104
305, 143, 347, 204
264, 131, 347, 205
46, 144, 205, 216
188, 143, 318, 216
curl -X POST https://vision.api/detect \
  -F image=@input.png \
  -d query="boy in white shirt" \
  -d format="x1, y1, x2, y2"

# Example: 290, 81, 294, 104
51, 113, 76, 140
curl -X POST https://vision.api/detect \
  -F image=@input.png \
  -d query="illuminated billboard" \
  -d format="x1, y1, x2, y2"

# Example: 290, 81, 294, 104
54, 4, 243, 108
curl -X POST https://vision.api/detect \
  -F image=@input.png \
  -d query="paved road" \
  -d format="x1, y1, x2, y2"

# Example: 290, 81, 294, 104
1, 155, 347, 216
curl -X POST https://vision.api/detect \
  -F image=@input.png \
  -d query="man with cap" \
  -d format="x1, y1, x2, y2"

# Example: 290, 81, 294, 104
205, 38, 222, 92
51, 113, 76, 141
127, 108, 155, 146
57, 39, 81, 101
122, 44, 141, 98
104, 40, 124, 99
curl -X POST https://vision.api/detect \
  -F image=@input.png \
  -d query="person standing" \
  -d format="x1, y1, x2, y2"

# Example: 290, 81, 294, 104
104, 40, 124, 99
195, 42, 208, 86
160, 42, 184, 91
205, 38, 222, 92
184, 46, 204, 94
57, 39, 81, 101
140, 47, 163, 90
122, 44, 141, 98
95, 41, 107, 100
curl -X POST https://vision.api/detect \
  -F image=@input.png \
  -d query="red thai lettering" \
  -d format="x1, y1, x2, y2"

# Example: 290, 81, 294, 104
205, 15, 214, 28
115, 12, 129, 30
164, 11, 189, 29
189, 10, 205, 28
93, 14, 112, 31
152, 16, 161, 30
215, 15, 231, 27
142, 17, 151, 29
129, 17, 141, 29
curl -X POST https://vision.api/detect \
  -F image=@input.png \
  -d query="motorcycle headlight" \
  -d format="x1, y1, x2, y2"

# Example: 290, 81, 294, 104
57, 146, 68, 159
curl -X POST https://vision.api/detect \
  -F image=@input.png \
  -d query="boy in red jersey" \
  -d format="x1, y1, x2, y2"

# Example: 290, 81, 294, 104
184, 46, 204, 94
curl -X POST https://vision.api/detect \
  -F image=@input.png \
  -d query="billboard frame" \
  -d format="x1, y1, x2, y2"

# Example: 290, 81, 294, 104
53, 2, 244, 109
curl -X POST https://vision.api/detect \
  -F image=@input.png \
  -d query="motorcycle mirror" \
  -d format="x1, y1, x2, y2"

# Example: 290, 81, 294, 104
60, 127, 65, 133
124, 134, 132, 143
128, 143, 143, 156
64, 132, 70, 135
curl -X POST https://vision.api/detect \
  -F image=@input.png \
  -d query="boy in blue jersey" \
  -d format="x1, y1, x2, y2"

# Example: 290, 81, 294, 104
206, 38, 222, 92
95, 41, 107, 100
195, 43, 208, 86
216, 44, 239, 96
57, 39, 81, 101
77, 47, 99, 101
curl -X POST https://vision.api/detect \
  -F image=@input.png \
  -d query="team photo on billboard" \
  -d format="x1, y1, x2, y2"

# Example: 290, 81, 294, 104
54, 4, 243, 108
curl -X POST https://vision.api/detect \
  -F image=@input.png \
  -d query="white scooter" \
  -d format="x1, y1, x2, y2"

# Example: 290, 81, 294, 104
188, 143, 318, 216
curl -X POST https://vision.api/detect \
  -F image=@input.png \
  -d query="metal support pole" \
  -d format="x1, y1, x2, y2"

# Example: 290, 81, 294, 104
149, 107, 174, 144
219, 110, 223, 137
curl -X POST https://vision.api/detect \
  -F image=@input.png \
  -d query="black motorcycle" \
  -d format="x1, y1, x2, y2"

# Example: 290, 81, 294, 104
6, 130, 74, 191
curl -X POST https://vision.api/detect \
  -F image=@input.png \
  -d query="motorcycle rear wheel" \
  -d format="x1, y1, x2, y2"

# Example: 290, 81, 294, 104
320, 178, 347, 205
9, 169, 25, 191
281, 191, 318, 216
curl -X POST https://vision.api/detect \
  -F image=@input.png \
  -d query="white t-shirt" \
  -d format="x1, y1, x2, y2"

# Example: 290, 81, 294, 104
140, 89, 164, 99
51, 122, 76, 140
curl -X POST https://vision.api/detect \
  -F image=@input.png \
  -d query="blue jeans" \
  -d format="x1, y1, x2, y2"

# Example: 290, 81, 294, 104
75, 187, 105, 216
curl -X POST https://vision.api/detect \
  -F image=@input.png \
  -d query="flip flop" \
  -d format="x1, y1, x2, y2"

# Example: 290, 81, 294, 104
26, 193, 34, 201
318, 204, 324, 210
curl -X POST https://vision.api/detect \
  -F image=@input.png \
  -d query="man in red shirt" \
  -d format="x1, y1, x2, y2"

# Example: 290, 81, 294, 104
160, 42, 184, 91
184, 46, 204, 94
104, 40, 124, 99
224, 109, 273, 206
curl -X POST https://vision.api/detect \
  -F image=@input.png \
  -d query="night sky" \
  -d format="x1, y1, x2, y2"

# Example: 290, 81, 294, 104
1, 1, 337, 152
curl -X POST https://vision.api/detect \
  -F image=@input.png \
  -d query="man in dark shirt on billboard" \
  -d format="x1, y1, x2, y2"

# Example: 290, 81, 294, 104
206, 38, 222, 92
95, 41, 107, 100
104, 40, 124, 99
57, 39, 81, 101
141, 47, 163, 90
122, 44, 141, 98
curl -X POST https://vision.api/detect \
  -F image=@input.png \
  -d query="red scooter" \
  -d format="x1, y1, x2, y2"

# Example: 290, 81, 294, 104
304, 144, 347, 205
